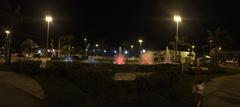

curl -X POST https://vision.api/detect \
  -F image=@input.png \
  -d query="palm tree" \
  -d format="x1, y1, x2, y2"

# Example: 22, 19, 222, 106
60, 35, 74, 56
207, 27, 234, 64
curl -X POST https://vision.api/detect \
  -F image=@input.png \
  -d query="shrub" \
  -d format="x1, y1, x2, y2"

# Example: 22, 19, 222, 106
11, 60, 41, 74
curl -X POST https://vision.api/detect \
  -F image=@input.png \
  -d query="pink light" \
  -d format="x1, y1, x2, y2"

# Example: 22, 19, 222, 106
140, 52, 153, 65
113, 54, 125, 65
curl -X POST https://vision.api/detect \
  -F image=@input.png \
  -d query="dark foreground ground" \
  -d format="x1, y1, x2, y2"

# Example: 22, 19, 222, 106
0, 64, 240, 107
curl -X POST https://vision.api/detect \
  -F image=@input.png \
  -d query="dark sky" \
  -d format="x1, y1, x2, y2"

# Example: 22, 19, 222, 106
1, 0, 240, 50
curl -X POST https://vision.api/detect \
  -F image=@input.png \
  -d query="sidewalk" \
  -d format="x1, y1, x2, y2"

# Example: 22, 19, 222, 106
0, 71, 44, 107
203, 74, 240, 107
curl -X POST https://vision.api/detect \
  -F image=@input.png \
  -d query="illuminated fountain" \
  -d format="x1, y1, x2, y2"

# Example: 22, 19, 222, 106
140, 51, 154, 64
113, 47, 125, 64
164, 46, 172, 64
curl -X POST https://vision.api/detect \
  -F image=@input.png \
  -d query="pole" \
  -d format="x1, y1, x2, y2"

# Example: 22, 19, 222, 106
175, 22, 179, 63
51, 39, 54, 58
4, 34, 8, 65
58, 39, 61, 58
46, 22, 50, 50
139, 42, 142, 55
8, 34, 11, 65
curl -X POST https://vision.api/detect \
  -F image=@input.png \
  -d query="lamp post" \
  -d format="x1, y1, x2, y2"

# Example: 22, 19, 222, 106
130, 45, 134, 57
58, 38, 61, 58
217, 47, 222, 65
138, 39, 143, 55
95, 44, 99, 56
45, 16, 52, 51
4, 30, 11, 65
84, 38, 87, 56
209, 39, 213, 55
173, 15, 181, 62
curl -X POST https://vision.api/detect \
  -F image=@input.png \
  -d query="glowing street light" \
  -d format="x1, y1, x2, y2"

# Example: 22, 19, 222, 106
142, 49, 146, 53
192, 45, 195, 52
95, 44, 99, 56
84, 38, 87, 42
173, 15, 181, 62
138, 39, 143, 54
4, 30, 11, 65
130, 45, 134, 49
5, 30, 10, 35
45, 16, 52, 50
95, 44, 99, 47
174, 15, 182, 23
192, 45, 195, 49
218, 47, 222, 51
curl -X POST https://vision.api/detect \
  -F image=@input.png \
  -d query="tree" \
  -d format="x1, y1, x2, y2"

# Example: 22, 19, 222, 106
20, 39, 38, 57
0, 2, 23, 64
60, 35, 74, 55
207, 27, 234, 51
206, 27, 234, 64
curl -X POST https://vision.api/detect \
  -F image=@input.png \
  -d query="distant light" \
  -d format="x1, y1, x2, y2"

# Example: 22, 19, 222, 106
47, 49, 50, 52
174, 15, 181, 22
95, 44, 99, 47
37, 50, 42, 54
218, 47, 222, 51
103, 50, 107, 53
130, 45, 134, 48
124, 50, 128, 54
138, 39, 143, 43
142, 49, 146, 53
5, 30, 10, 34
188, 48, 190, 51
45, 16, 52, 22
84, 38, 87, 42
92, 49, 96, 52
205, 55, 211, 59
114, 50, 117, 54
192, 45, 195, 49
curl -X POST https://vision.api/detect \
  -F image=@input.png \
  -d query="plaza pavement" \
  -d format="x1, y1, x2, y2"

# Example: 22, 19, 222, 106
204, 70, 240, 107
0, 71, 44, 107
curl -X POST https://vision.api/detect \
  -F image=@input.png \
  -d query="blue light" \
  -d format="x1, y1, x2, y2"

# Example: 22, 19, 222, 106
124, 50, 128, 54
114, 50, 117, 54
103, 50, 107, 53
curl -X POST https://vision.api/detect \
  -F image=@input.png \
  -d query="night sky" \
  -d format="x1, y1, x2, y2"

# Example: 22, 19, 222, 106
1, 0, 240, 50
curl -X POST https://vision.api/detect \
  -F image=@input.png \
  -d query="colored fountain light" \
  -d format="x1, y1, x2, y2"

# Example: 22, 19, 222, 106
113, 47, 125, 65
113, 54, 125, 64
164, 46, 172, 64
140, 51, 153, 64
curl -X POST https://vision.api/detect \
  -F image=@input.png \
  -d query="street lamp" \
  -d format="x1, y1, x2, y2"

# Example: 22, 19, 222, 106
217, 47, 222, 65
173, 15, 181, 62
138, 39, 143, 55
5, 30, 10, 35
84, 38, 87, 42
192, 45, 195, 52
130, 45, 134, 49
95, 44, 99, 56
4, 30, 11, 65
209, 39, 213, 55
95, 44, 99, 47
45, 16, 52, 50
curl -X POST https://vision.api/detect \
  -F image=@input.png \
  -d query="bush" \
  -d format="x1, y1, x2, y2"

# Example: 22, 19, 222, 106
11, 60, 42, 74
